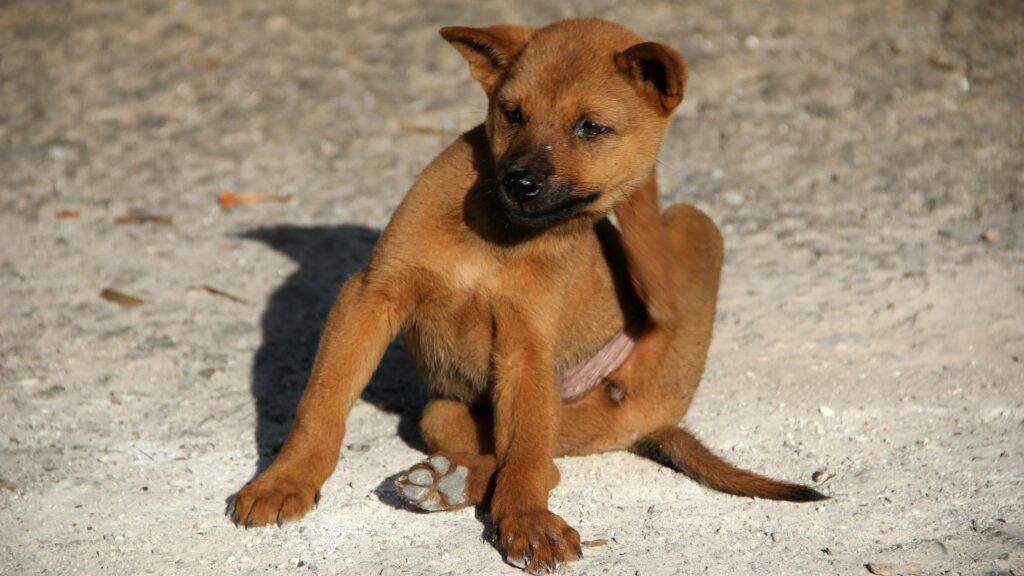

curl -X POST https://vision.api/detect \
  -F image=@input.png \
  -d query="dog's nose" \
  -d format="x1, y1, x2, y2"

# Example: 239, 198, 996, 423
502, 169, 544, 202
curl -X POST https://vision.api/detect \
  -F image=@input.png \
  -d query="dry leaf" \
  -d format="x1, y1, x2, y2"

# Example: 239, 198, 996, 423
100, 288, 144, 307
55, 210, 81, 219
218, 191, 291, 209
114, 214, 173, 225
582, 539, 609, 548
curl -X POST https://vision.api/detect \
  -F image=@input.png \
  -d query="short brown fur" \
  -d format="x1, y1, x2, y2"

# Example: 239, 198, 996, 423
230, 18, 824, 573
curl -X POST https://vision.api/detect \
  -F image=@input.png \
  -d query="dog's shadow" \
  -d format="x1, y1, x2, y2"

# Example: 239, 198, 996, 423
240, 224, 428, 479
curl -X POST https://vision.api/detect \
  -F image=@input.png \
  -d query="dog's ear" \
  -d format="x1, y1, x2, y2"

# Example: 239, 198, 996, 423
615, 42, 688, 113
440, 25, 533, 92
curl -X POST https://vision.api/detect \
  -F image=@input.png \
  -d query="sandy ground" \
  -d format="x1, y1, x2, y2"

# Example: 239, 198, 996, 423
1, 0, 1022, 574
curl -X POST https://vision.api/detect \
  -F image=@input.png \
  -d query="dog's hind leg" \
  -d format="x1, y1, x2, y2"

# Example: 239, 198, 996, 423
633, 207, 824, 501
395, 398, 559, 511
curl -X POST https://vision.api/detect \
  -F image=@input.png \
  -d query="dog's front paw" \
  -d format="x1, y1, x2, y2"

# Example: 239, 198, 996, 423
229, 475, 320, 527
497, 510, 582, 574
395, 454, 472, 511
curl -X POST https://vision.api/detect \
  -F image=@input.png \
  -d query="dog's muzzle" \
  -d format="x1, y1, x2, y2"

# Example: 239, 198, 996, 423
497, 172, 599, 228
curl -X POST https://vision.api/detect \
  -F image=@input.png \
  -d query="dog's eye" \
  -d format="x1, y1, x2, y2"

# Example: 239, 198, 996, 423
575, 118, 610, 139
503, 106, 524, 127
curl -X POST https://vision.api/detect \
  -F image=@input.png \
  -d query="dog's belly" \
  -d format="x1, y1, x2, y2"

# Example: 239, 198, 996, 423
402, 288, 627, 405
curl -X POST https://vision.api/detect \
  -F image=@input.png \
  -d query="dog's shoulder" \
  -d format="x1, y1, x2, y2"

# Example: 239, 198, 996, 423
371, 124, 494, 271
412, 124, 490, 197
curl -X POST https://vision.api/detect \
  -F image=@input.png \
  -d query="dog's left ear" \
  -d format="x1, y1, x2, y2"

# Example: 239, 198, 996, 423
615, 42, 688, 113
440, 25, 533, 92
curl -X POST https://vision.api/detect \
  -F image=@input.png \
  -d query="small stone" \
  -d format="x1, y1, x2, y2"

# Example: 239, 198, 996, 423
819, 406, 835, 417
724, 191, 744, 206
981, 228, 1001, 244
812, 468, 829, 483
745, 35, 761, 49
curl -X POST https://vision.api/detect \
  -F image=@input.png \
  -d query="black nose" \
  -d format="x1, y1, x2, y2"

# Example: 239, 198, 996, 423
502, 169, 544, 202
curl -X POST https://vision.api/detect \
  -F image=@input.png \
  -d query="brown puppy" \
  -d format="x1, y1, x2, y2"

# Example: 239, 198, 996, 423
230, 18, 825, 573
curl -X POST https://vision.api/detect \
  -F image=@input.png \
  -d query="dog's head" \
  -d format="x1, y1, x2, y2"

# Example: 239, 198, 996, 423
442, 18, 687, 228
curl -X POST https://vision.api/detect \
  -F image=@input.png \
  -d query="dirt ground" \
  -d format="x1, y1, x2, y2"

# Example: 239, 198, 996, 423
1, 0, 1022, 574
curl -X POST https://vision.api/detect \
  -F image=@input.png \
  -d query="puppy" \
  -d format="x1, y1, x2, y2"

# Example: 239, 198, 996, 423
230, 18, 825, 573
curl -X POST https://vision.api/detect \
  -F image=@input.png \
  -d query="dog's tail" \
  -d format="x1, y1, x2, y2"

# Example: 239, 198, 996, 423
630, 426, 827, 502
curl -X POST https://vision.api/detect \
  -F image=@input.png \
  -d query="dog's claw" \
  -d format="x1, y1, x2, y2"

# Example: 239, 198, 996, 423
507, 552, 528, 569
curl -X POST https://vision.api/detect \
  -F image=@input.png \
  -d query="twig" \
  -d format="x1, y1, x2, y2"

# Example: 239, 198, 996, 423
114, 214, 173, 225
199, 284, 248, 304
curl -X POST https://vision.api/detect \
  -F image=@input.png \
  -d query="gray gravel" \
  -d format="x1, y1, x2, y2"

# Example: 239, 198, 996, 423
1, 0, 1022, 574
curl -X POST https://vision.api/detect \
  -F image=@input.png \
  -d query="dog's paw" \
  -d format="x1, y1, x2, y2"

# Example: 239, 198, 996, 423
498, 510, 582, 574
394, 454, 472, 512
229, 475, 320, 528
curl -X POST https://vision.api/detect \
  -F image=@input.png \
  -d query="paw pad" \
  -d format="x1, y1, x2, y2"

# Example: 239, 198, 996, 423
395, 454, 470, 512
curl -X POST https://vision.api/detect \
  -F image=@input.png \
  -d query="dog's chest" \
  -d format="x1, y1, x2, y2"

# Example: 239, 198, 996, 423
401, 262, 501, 401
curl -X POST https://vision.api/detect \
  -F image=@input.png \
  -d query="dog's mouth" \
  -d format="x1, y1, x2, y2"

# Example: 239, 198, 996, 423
496, 186, 600, 228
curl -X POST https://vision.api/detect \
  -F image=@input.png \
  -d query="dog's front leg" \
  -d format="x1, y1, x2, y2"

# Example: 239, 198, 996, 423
231, 269, 410, 527
490, 301, 583, 572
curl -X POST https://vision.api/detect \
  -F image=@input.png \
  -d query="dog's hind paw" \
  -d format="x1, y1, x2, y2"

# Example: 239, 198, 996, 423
395, 454, 472, 512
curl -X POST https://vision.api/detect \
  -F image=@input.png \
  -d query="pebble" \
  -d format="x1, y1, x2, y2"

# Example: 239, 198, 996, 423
819, 405, 835, 417
981, 228, 1001, 244
724, 191, 745, 206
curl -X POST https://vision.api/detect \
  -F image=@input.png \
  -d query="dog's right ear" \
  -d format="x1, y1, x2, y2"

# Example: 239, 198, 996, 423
440, 25, 533, 92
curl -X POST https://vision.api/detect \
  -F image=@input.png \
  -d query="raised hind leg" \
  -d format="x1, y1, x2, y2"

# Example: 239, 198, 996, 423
395, 398, 559, 511
556, 202, 725, 456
